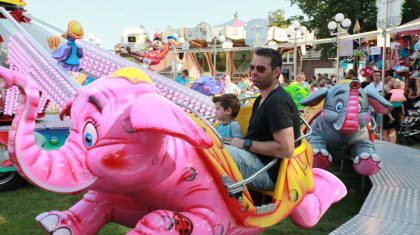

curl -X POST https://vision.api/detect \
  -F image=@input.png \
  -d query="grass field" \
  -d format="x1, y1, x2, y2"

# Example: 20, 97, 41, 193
0, 161, 369, 235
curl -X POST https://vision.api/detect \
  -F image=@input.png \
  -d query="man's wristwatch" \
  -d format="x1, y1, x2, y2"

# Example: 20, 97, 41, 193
243, 139, 253, 151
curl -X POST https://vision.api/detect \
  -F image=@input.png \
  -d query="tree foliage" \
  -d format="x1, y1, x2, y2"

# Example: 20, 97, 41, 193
287, 0, 418, 59
286, 0, 378, 59
268, 9, 288, 28
401, 0, 420, 24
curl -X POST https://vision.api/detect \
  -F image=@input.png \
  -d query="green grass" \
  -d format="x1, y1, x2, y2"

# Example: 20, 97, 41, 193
0, 161, 368, 235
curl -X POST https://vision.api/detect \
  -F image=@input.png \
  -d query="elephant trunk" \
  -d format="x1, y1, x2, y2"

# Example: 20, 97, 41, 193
0, 67, 96, 193
340, 81, 361, 135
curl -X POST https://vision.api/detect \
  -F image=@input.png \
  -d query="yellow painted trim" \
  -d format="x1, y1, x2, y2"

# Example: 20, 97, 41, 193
272, 158, 288, 200
110, 67, 152, 84
0, 0, 26, 6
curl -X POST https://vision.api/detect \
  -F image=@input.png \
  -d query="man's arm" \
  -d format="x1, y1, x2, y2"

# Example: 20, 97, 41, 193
230, 126, 295, 159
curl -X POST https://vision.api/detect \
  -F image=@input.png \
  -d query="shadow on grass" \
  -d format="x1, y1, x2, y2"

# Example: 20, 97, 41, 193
263, 160, 370, 234
0, 160, 369, 235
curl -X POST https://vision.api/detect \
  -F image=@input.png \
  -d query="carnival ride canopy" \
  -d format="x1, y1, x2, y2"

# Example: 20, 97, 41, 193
162, 14, 316, 49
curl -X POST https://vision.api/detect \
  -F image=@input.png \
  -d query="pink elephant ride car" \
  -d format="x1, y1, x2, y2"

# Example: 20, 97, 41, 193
0, 66, 346, 235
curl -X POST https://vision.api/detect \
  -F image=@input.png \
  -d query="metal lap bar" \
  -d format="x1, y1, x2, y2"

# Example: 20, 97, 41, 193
225, 115, 312, 196
297, 115, 312, 142
225, 158, 278, 197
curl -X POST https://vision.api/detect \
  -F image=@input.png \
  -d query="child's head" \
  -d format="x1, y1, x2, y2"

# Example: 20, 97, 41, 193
212, 94, 241, 122
394, 80, 405, 89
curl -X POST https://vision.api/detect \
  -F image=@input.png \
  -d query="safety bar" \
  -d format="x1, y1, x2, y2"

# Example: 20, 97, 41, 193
224, 115, 312, 197
297, 115, 312, 142
224, 158, 278, 197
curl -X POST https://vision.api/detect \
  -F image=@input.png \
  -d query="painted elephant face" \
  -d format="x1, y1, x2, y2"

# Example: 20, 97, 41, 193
301, 81, 392, 134
64, 75, 164, 190
322, 83, 370, 132
61, 69, 212, 192
5, 67, 213, 194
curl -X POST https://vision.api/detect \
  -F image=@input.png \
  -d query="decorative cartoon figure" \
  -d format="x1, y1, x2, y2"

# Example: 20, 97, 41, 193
119, 33, 176, 69
300, 81, 393, 176
48, 20, 84, 72
285, 82, 310, 111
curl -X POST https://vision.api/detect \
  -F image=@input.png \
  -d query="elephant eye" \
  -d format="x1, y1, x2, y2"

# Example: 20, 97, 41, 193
83, 122, 98, 148
335, 101, 344, 112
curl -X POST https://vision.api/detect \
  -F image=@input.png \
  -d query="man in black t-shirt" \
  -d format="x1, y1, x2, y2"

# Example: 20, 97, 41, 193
226, 48, 301, 190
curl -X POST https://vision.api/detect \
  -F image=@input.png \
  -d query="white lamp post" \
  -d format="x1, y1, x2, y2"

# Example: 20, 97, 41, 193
328, 13, 351, 80
206, 33, 225, 76
287, 21, 307, 79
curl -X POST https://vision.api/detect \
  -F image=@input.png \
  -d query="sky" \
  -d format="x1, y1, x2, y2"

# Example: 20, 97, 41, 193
25, 0, 302, 50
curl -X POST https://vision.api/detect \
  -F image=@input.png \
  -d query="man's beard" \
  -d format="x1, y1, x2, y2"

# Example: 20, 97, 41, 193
253, 78, 274, 90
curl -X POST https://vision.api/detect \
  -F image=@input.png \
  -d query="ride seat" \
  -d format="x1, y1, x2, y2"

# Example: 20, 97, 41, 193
182, 100, 314, 228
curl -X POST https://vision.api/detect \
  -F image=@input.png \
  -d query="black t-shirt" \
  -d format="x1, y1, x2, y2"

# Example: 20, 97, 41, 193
245, 85, 301, 182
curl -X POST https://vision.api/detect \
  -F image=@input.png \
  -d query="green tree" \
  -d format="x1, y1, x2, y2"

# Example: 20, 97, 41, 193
288, 0, 378, 59
288, 0, 419, 59
268, 9, 288, 28
401, 0, 420, 24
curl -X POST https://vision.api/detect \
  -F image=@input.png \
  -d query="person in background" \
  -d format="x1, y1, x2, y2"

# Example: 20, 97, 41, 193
402, 78, 420, 124
347, 69, 358, 81
237, 75, 251, 92
316, 73, 323, 83
330, 74, 337, 84
364, 70, 383, 95
387, 80, 406, 123
176, 69, 190, 85
277, 73, 287, 87
223, 75, 242, 95
310, 82, 319, 93
364, 70, 384, 132
227, 48, 301, 190
382, 77, 401, 143
361, 75, 373, 88
295, 72, 310, 90
318, 79, 327, 88
213, 94, 243, 142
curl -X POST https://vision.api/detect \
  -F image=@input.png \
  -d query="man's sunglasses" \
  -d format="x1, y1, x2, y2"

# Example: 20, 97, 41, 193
249, 65, 274, 73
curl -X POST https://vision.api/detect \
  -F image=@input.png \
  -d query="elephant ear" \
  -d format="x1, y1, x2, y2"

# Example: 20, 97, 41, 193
366, 90, 393, 114
300, 88, 328, 107
130, 93, 213, 148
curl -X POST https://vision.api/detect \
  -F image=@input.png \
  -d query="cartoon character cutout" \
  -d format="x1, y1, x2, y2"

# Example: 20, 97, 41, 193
118, 32, 177, 70
48, 20, 84, 72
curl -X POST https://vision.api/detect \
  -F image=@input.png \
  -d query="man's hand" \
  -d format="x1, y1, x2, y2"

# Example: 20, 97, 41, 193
230, 138, 245, 149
